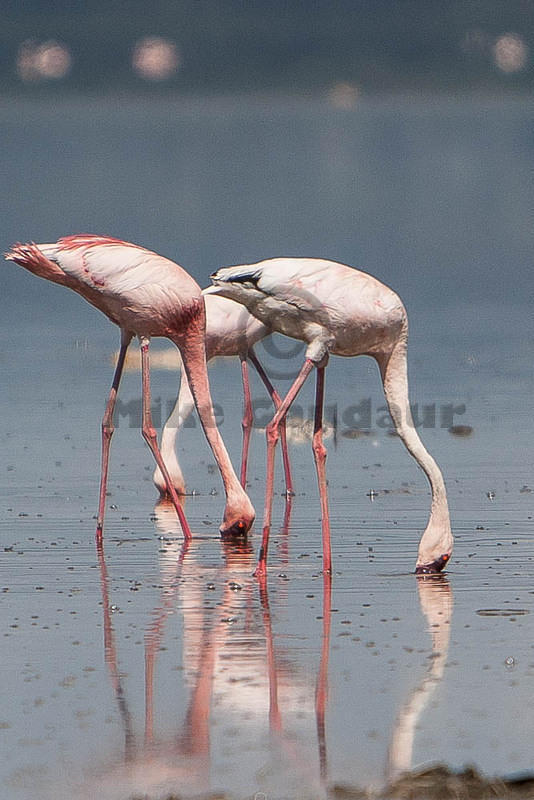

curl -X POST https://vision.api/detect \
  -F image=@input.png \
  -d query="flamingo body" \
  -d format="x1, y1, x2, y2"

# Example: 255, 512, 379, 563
208, 257, 452, 574
13, 235, 202, 336
6, 235, 255, 539
206, 258, 405, 360
202, 293, 269, 358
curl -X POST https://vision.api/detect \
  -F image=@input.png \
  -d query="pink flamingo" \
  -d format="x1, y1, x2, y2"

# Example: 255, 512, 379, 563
154, 291, 293, 498
207, 257, 453, 576
5, 235, 255, 541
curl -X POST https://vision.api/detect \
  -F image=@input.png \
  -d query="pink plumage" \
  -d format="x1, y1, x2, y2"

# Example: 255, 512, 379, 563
5, 235, 255, 542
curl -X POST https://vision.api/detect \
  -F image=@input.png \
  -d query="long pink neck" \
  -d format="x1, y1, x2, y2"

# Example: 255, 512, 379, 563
171, 325, 245, 504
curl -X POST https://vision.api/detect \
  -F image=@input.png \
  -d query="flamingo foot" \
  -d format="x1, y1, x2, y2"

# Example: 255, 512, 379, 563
415, 553, 450, 574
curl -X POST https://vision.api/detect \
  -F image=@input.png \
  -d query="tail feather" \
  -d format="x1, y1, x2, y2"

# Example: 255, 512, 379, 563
5, 242, 68, 285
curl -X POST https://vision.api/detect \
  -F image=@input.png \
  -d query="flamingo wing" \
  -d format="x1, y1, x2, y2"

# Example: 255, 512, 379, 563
6, 236, 202, 327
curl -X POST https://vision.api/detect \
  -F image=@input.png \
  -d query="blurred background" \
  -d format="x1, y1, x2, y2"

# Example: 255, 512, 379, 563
1, 1, 532, 482
2, 1, 532, 308
1, 0, 533, 96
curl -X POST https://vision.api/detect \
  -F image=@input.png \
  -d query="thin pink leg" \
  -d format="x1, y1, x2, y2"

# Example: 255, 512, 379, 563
96, 331, 132, 542
140, 338, 192, 540
239, 355, 253, 488
249, 349, 294, 497
254, 359, 315, 577
312, 367, 332, 574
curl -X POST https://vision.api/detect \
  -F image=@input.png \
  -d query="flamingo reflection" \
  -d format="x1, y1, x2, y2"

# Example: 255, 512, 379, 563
93, 501, 332, 799
387, 575, 453, 783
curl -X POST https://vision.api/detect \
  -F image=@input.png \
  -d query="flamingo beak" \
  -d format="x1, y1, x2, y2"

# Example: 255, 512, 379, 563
415, 553, 450, 574
220, 519, 249, 538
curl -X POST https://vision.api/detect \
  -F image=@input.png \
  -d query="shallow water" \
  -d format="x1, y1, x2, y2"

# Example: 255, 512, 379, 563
1, 95, 533, 799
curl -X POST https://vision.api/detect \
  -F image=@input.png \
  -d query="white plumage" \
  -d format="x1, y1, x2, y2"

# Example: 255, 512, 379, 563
209, 256, 452, 575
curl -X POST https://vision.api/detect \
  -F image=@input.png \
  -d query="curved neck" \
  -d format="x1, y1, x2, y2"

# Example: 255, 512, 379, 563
171, 327, 243, 501
378, 337, 450, 529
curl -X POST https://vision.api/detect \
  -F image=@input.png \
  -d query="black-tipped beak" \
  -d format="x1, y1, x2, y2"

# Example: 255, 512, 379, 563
220, 520, 249, 538
415, 553, 450, 574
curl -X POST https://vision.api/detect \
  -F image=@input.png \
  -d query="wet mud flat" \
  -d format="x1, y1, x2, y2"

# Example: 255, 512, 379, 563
124, 766, 534, 800
1, 318, 533, 800
332, 764, 534, 800
1, 455, 534, 800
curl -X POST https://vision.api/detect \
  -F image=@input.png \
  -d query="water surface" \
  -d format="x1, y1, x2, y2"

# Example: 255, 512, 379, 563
1, 95, 533, 799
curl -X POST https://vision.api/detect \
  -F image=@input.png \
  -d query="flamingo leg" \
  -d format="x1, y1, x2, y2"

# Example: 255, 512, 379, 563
154, 371, 194, 497
140, 338, 192, 540
248, 348, 294, 498
312, 367, 332, 574
239, 354, 253, 488
255, 358, 315, 577
96, 330, 132, 542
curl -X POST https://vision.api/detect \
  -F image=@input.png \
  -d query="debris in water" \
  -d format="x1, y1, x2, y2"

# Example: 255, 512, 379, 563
476, 609, 528, 617
331, 763, 534, 799
448, 425, 473, 437
342, 428, 371, 439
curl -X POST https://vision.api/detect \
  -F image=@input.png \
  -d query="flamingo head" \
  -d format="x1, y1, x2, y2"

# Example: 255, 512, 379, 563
220, 518, 252, 538
219, 494, 255, 539
415, 553, 451, 574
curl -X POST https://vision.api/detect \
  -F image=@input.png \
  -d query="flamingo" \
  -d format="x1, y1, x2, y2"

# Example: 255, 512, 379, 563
154, 291, 293, 498
207, 257, 453, 576
5, 235, 255, 541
